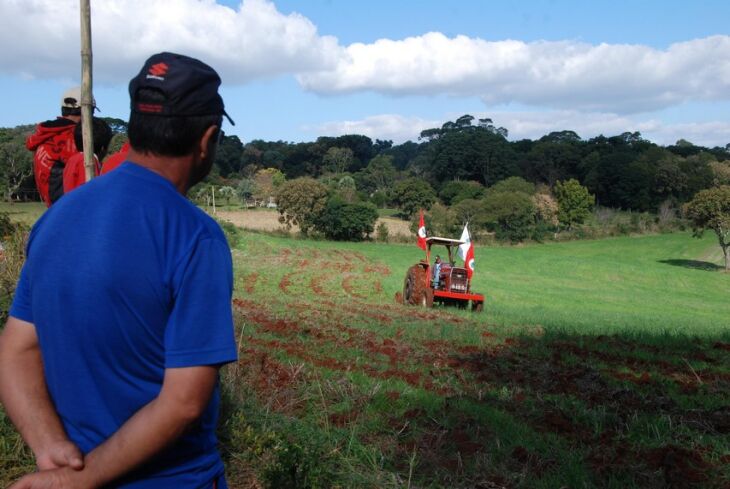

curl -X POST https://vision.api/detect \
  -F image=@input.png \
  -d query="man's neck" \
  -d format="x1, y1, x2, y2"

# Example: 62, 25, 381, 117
125, 149, 193, 195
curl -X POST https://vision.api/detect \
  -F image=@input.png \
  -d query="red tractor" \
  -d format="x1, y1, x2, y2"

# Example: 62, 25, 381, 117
400, 237, 484, 312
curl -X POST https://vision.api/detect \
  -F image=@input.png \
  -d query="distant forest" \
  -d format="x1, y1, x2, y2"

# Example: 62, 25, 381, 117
2, 114, 729, 214
211, 114, 730, 213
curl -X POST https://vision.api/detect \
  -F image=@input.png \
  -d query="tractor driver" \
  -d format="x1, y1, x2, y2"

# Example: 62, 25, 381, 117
433, 255, 442, 289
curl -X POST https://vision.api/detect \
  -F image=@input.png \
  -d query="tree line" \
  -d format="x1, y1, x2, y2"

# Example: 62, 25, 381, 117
2, 114, 729, 244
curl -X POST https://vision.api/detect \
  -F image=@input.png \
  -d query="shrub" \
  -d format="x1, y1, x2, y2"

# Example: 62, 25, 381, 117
481, 191, 536, 243
0, 214, 28, 324
451, 198, 488, 233
409, 203, 458, 238
554, 179, 595, 229
439, 181, 485, 205
488, 176, 535, 196
275, 178, 329, 235
684, 185, 730, 270
376, 222, 389, 242
314, 198, 378, 241
392, 178, 436, 218
215, 218, 241, 248
369, 190, 388, 208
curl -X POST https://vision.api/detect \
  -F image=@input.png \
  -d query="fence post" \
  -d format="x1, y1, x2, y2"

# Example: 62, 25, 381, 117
80, 0, 95, 182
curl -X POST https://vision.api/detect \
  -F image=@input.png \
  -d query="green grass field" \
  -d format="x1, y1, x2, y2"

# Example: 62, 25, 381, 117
219, 230, 729, 488
0, 202, 46, 227
1, 205, 728, 488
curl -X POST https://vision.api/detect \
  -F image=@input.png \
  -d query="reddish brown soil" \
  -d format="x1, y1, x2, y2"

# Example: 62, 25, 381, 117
342, 275, 367, 299
242, 272, 258, 294
230, 260, 729, 486
278, 272, 295, 293
309, 274, 333, 297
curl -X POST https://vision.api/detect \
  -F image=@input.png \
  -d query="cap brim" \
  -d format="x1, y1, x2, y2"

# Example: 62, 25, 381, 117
223, 110, 235, 126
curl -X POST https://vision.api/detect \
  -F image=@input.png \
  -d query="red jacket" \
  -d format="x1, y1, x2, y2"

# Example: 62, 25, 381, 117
63, 153, 100, 194
101, 142, 130, 175
26, 118, 79, 206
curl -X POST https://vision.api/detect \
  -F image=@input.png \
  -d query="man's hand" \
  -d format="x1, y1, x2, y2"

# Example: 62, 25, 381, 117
8, 466, 87, 489
0, 318, 85, 477
35, 440, 84, 471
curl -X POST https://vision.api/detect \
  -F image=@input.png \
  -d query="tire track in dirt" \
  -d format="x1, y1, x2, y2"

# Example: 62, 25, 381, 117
241, 272, 258, 294
310, 273, 335, 297
342, 274, 368, 299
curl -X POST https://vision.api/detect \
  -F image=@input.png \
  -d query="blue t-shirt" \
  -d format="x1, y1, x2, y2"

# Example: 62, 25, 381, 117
10, 162, 238, 488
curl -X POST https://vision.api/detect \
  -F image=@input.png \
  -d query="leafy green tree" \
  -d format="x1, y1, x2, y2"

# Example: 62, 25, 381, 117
100, 117, 128, 134
314, 198, 378, 241
525, 138, 581, 186
275, 177, 329, 234
684, 185, 730, 270
272, 170, 286, 188
0, 127, 34, 202
481, 191, 536, 242
336, 175, 357, 203
217, 186, 237, 205
236, 178, 257, 201
418, 203, 458, 237
439, 181, 485, 205
710, 161, 730, 186
392, 178, 436, 218
356, 154, 396, 194
369, 190, 389, 208
429, 128, 516, 186
323, 147, 355, 174
214, 134, 244, 177
554, 179, 595, 229
451, 198, 488, 231
488, 177, 535, 195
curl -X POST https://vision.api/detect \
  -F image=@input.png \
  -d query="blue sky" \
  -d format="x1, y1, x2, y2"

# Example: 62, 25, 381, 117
0, 0, 728, 147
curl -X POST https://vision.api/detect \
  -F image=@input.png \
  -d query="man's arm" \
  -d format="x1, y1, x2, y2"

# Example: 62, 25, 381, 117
0, 317, 83, 471
9, 365, 219, 489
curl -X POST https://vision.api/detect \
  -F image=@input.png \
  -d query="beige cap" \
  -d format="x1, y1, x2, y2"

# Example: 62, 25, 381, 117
61, 86, 96, 109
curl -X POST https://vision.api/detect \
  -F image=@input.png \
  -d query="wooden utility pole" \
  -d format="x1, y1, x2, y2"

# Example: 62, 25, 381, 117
80, 0, 94, 182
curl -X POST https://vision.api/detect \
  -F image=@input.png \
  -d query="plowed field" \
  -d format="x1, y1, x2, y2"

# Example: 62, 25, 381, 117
222, 233, 730, 488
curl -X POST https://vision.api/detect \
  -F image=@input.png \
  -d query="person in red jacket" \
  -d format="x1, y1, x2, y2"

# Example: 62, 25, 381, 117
25, 87, 96, 206
101, 141, 130, 175
63, 118, 113, 195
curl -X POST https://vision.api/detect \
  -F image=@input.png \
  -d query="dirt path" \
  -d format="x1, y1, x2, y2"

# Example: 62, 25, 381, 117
212, 209, 411, 237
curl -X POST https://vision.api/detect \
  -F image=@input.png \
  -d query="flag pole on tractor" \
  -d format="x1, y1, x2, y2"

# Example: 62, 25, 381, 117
458, 223, 474, 280
80, 0, 95, 183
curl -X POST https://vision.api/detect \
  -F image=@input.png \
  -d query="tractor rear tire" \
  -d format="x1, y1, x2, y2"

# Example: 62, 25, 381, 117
422, 288, 434, 308
403, 265, 428, 306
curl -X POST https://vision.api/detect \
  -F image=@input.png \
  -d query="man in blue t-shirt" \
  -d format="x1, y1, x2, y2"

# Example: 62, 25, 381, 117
0, 53, 238, 488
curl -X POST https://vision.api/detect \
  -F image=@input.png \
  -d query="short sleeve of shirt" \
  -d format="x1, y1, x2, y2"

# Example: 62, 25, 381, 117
9, 263, 34, 323
164, 237, 238, 368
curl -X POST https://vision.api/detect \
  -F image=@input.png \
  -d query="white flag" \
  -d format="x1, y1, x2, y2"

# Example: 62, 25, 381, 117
458, 223, 471, 260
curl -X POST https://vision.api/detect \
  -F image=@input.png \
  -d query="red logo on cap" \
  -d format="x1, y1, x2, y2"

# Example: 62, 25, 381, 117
148, 62, 169, 77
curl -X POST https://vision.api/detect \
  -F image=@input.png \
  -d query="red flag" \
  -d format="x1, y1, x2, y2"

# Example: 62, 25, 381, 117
465, 241, 474, 279
417, 210, 427, 250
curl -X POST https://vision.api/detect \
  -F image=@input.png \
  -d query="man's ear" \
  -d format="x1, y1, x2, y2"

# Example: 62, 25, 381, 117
198, 125, 219, 160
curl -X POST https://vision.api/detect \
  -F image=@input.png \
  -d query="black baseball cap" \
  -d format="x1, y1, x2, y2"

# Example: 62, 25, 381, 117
129, 52, 234, 125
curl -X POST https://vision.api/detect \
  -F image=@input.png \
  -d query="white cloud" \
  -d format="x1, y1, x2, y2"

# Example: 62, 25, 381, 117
299, 33, 730, 114
0, 0, 341, 83
304, 114, 440, 144
1, 0, 728, 119
308, 111, 730, 148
